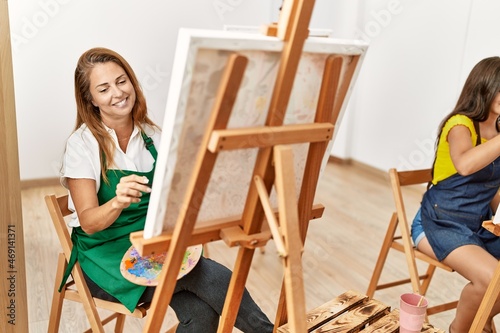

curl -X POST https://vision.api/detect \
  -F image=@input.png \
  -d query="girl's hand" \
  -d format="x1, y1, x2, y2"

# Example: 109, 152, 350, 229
112, 175, 151, 209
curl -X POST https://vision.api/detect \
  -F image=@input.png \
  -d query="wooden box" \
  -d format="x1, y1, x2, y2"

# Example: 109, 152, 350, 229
277, 290, 444, 333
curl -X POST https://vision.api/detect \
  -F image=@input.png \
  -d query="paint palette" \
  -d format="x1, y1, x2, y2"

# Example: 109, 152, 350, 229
120, 244, 203, 286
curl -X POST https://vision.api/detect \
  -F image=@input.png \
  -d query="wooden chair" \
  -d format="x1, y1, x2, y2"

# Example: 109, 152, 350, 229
366, 168, 458, 316
45, 194, 178, 333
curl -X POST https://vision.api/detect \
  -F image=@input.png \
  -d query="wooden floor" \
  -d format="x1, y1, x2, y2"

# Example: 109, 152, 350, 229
22, 161, 472, 332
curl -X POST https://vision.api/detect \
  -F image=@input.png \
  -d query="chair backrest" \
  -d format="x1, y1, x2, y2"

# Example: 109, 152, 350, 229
367, 167, 457, 316
389, 168, 432, 239
45, 194, 73, 260
388, 168, 433, 293
45, 193, 159, 332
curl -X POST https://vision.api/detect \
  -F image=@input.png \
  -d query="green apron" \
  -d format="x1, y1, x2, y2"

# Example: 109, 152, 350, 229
61, 132, 157, 312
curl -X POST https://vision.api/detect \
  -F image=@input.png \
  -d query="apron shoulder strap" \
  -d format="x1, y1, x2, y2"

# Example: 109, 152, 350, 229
141, 131, 158, 159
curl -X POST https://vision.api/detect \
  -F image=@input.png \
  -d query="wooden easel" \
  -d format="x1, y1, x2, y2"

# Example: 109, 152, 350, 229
130, 0, 362, 332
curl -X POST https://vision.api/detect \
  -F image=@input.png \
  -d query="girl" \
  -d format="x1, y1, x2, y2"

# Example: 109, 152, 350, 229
412, 56, 500, 333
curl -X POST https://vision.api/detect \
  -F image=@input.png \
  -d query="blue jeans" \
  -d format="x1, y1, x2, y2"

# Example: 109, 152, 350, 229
411, 208, 425, 247
84, 256, 274, 333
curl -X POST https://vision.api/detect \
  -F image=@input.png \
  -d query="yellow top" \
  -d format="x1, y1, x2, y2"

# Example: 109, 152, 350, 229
433, 114, 485, 184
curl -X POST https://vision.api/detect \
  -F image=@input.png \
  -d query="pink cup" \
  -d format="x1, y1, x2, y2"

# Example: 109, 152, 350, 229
399, 293, 428, 333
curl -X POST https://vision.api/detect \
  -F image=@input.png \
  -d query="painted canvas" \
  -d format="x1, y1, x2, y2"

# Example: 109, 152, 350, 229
144, 28, 368, 238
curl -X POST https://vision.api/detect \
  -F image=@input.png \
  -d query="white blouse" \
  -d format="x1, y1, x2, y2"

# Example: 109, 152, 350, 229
61, 123, 161, 226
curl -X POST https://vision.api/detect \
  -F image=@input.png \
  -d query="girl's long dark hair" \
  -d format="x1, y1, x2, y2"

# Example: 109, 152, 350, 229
432, 56, 500, 174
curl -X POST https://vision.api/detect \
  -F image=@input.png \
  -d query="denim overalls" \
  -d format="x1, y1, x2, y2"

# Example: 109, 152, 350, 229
421, 156, 500, 261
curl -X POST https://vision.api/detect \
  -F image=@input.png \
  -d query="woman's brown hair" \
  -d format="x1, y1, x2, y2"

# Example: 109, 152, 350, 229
436, 56, 500, 139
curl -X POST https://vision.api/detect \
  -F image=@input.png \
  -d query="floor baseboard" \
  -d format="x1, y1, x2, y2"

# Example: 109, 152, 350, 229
21, 177, 61, 190
20, 159, 387, 190
328, 156, 386, 181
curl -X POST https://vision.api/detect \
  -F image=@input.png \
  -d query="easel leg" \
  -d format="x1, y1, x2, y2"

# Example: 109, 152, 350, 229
220, 145, 308, 333
218, 248, 256, 333
274, 145, 307, 333
469, 260, 500, 333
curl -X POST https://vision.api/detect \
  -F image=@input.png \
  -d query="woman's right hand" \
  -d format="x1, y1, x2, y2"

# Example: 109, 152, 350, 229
112, 175, 152, 209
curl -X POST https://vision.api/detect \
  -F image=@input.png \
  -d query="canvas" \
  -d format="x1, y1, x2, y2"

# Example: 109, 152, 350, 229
144, 28, 368, 238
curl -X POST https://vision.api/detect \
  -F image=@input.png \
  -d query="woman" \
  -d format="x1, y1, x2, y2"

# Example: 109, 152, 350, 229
61, 47, 274, 332
411, 56, 500, 333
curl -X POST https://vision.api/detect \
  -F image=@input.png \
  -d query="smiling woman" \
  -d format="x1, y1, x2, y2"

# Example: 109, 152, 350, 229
59, 47, 274, 333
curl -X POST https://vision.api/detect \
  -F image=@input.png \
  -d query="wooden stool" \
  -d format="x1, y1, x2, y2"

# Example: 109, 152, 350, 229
277, 290, 445, 333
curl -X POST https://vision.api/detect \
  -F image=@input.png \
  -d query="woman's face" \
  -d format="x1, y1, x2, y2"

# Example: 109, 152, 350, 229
88, 61, 136, 124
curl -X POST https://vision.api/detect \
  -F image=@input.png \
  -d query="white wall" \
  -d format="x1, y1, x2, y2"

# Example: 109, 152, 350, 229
9, 0, 356, 180
347, 0, 500, 171
462, 0, 500, 82
8, 0, 278, 180
8, 0, 500, 180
